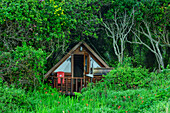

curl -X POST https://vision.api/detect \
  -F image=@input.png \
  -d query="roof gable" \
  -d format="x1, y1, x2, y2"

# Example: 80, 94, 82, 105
44, 41, 109, 78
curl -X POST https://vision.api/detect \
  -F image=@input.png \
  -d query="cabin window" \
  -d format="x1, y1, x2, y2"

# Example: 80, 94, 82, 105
54, 56, 71, 73
90, 57, 101, 68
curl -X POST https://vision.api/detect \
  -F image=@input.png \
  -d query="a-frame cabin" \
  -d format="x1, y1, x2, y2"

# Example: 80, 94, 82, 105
44, 42, 112, 95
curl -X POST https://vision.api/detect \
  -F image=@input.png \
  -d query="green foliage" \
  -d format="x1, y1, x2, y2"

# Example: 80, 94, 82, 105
0, 0, 71, 51
0, 78, 29, 112
102, 0, 169, 26
148, 68, 170, 89
0, 0, 169, 112
137, 0, 169, 26
0, 42, 46, 88
81, 86, 169, 112
102, 64, 150, 90
0, 0, 101, 52
0, 68, 169, 113
0, 78, 62, 112
0, 0, 169, 73
0, 0, 104, 75
80, 67, 169, 112
99, 63, 170, 92
74, 92, 83, 98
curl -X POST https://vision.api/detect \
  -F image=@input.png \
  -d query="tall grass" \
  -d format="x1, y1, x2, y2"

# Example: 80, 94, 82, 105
0, 68, 169, 113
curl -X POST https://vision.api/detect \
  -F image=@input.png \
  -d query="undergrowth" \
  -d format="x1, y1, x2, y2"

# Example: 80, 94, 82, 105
0, 65, 169, 113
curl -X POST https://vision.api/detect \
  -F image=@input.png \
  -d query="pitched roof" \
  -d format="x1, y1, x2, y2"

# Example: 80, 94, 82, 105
44, 41, 109, 79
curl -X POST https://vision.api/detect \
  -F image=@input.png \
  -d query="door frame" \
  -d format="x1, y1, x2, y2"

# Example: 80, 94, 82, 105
71, 53, 90, 78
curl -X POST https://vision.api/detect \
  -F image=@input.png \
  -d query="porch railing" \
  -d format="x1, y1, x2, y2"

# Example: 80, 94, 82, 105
50, 77, 84, 95
49, 76, 104, 95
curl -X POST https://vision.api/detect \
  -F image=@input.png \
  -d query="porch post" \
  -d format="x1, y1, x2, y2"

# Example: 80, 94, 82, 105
51, 77, 54, 88
71, 54, 74, 77
83, 53, 85, 84
71, 54, 74, 94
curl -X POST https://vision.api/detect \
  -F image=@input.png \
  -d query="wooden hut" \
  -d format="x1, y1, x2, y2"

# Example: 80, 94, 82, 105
44, 42, 112, 95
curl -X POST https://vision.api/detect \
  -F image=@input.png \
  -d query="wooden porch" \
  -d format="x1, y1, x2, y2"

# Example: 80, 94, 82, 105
48, 76, 103, 95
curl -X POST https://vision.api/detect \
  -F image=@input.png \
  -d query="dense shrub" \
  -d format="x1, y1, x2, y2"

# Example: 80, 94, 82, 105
80, 66, 170, 112
102, 64, 150, 90
149, 68, 170, 89
0, 78, 29, 112
0, 42, 46, 88
0, 78, 62, 113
